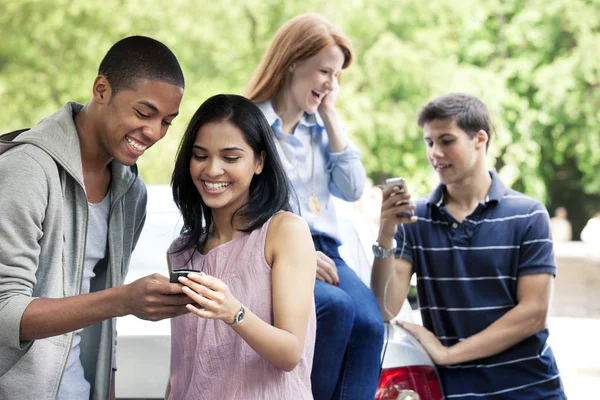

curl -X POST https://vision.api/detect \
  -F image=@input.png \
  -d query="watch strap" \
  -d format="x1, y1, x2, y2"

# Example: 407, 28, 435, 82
372, 240, 397, 259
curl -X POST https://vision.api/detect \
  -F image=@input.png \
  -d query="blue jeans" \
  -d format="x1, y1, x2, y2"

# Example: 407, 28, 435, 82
311, 235, 384, 400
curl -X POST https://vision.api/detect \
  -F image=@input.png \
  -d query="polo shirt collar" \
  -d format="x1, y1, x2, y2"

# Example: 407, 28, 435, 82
426, 170, 508, 207
486, 170, 508, 202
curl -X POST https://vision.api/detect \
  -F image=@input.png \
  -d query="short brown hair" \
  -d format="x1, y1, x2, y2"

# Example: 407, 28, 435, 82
417, 93, 493, 149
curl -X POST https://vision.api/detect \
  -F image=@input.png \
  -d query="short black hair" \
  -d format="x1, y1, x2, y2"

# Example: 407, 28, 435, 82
417, 93, 492, 149
171, 94, 295, 254
98, 35, 185, 94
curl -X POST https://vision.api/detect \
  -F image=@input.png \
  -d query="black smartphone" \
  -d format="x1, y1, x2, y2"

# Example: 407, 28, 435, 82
170, 268, 204, 309
169, 268, 197, 283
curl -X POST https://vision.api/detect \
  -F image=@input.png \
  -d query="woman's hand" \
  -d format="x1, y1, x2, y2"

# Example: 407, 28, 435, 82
178, 273, 241, 324
315, 251, 339, 285
318, 78, 340, 116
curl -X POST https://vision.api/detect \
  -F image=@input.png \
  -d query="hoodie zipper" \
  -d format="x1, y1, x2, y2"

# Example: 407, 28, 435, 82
52, 163, 137, 399
53, 171, 89, 400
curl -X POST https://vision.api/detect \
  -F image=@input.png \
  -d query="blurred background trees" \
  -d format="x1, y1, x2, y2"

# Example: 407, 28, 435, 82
1, 0, 598, 237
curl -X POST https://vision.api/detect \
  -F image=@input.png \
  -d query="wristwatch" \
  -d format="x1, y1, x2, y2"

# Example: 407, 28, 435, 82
226, 304, 245, 327
372, 239, 397, 259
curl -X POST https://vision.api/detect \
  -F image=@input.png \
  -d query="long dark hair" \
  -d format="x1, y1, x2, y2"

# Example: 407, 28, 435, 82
171, 94, 295, 253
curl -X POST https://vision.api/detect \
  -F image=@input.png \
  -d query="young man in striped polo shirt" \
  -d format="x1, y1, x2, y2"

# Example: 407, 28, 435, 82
371, 93, 566, 399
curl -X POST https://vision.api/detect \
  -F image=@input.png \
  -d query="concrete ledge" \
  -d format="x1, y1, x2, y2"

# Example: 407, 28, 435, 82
552, 242, 600, 318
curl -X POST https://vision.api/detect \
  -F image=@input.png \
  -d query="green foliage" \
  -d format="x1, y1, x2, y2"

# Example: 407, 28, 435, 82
1, 0, 599, 235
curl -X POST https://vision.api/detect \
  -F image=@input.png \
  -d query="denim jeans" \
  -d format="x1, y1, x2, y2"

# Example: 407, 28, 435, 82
311, 235, 384, 400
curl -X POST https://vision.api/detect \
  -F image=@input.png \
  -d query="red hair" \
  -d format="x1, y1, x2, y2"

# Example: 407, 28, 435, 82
245, 13, 353, 102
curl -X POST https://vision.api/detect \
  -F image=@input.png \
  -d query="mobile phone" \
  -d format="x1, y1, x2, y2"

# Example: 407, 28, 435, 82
385, 177, 408, 193
385, 177, 414, 217
169, 268, 197, 283
170, 268, 204, 309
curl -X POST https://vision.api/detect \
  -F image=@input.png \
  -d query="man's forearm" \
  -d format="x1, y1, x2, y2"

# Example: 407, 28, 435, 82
372, 260, 406, 321
371, 232, 410, 321
445, 303, 547, 365
20, 286, 126, 341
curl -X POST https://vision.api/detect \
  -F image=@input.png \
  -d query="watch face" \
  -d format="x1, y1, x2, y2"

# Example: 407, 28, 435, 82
236, 307, 245, 323
372, 244, 383, 257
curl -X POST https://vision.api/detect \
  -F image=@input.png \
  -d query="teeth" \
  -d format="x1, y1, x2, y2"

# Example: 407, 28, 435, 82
126, 137, 147, 151
204, 182, 229, 190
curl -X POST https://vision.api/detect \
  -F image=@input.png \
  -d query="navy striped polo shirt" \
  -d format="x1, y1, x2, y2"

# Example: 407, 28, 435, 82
396, 171, 566, 399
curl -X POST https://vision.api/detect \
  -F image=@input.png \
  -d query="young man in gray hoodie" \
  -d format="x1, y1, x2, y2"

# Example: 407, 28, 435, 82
0, 36, 189, 400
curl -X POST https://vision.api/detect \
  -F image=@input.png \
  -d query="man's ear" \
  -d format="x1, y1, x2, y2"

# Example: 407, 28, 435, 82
475, 129, 488, 149
92, 75, 112, 104
255, 151, 266, 175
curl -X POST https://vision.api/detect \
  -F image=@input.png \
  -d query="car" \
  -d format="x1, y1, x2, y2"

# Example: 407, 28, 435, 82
115, 185, 443, 399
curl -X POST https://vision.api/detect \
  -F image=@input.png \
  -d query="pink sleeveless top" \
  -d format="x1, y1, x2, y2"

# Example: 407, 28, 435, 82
167, 215, 316, 400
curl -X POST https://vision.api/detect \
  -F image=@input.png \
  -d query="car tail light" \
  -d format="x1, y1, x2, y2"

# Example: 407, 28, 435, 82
375, 366, 443, 400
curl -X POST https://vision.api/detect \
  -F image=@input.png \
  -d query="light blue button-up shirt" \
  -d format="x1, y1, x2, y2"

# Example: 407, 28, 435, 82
256, 101, 366, 244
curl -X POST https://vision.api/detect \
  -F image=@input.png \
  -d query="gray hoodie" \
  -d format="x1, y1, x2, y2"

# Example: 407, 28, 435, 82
0, 102, 147, 399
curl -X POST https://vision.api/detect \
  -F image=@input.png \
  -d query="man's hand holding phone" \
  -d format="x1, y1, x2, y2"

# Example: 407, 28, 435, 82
120, 273, 191, 321
380, 177, 417, 238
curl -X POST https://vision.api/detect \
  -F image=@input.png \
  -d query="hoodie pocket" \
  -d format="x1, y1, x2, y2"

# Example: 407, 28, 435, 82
0, 336, 69, 400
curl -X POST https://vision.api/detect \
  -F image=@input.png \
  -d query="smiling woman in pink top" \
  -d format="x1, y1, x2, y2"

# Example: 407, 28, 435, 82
165, 94, 316, 400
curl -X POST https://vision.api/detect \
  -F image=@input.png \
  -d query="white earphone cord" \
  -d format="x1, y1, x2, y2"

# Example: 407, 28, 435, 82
382, 223, 407, 319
